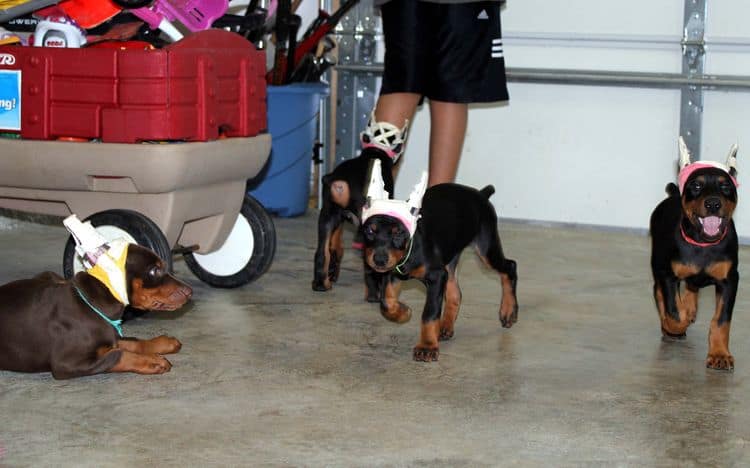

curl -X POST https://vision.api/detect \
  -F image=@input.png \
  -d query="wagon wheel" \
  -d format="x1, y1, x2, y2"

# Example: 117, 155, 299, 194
183, 194, 276, 288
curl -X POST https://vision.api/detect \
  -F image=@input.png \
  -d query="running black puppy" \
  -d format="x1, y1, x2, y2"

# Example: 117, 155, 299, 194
312, 147, 395, 294
312, 112, 408, 296
361, 168, 518, 361
650, 137, 739, 370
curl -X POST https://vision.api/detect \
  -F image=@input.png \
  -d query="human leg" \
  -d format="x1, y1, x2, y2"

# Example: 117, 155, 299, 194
428, 100, 468, 186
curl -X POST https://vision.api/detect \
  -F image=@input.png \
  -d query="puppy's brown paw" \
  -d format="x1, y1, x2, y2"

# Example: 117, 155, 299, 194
439, 328, 454, 341
381, 302, 411, 324
413, 346, 439, 362
706, 353, 734, 371
151, 335, 182, 354
499, 303, 518, 328
311, 278, 332, 292
144, 355, 172, 374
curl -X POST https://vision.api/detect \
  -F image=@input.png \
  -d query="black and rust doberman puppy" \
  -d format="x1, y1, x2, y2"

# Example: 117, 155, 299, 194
362, 183, 519, 361
0, 244, 193, 379
650, 138, 739, 370
313, 111, 409, 296
312, 147, 395, 295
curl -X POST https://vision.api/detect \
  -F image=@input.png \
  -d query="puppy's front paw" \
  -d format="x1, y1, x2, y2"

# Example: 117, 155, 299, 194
151, 335, 182, 354
413, 345, 439, 362
328, 251, 341, 283
499, 303, 518, 328
381, 302, 411, 324
311, 278, 332, 292
439, 327, 454, 341
144, 355, 172, 374
706, 352, 734, 371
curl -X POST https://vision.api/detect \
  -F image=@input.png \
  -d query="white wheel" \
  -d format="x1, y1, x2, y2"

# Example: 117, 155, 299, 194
184, 195, 276, 288
191, 214, 254, 276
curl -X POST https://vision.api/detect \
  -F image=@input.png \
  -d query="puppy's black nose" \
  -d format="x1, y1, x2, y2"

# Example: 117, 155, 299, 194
704, 197, 722, 214
373, 251, 389, 267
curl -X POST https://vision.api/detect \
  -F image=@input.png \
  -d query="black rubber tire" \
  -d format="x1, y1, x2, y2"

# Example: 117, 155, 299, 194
183, 194, 276, 288
63, 209, 173, 279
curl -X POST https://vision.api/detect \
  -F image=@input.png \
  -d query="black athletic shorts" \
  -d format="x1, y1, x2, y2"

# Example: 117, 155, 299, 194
379, 0, 509, 104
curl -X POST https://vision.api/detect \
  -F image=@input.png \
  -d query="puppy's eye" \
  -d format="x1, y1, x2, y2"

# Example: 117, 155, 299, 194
721, 183, 733, 196
392, 231, 408, 249
148, 266, 162, 278
364, 225, 376, 239
689, 181, 703, 194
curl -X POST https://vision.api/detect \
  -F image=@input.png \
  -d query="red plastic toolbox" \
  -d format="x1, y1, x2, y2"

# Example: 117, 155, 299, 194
0, 29, 267, 143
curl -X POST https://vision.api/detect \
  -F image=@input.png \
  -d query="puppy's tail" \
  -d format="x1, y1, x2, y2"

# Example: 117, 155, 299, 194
479, 185, 495, 199
665, 183, 679, 198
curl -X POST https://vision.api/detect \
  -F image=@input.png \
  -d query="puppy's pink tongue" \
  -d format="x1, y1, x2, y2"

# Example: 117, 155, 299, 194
702, 216, 722, 236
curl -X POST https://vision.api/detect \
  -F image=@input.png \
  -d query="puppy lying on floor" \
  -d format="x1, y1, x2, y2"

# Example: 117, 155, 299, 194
650, 137, 739, 370
360, 160, 519, 361
0, 215, 192, 379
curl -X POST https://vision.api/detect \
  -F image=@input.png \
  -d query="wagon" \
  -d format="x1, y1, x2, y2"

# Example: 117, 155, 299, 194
0, 135, 276, 288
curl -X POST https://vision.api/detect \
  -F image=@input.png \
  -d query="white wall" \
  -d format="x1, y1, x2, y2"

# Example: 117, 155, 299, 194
392, 0, 750, 234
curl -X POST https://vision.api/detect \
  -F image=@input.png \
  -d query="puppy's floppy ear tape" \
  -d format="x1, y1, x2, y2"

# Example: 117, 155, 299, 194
678, 136, 693, 170
364, 158, 389, 210
679, 135, 739, 177
726, 143, 739, 178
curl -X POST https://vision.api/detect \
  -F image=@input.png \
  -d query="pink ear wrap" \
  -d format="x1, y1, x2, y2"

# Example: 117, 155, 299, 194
363, 207, 417, 235
678, 162, 738, 194
361, 142, 400, 161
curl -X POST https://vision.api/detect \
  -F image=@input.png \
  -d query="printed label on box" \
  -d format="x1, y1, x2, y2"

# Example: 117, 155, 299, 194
0, 69, 20, 131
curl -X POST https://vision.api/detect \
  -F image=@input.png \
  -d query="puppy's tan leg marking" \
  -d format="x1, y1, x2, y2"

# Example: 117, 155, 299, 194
440, 267, 461, 341
707, 296, 734, 370
319, 231, 333, 290
477, 252, 518, 328
117, 336, 182, 355
682, 286, 698, 324
100, 347, 172, 374
656, 283, 693, 336
380, 280, 411, 323
413, 321, 440, 361
328, 225, 344, 283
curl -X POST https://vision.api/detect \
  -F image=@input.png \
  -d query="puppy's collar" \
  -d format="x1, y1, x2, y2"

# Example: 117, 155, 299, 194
73, 285, 123, 337
680, 223, 728, 247
394, 236, 415, 276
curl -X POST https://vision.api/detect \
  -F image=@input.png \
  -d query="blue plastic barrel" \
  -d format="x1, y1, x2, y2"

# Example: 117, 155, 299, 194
248, 83, 329, 217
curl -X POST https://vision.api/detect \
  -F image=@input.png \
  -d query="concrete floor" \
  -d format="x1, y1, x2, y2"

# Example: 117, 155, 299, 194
2, 212, 750, 467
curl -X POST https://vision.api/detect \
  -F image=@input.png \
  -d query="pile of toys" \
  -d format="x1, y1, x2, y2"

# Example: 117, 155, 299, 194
0, 0, 356, 86
0, 0, 263, 49
0, 0, 358, 141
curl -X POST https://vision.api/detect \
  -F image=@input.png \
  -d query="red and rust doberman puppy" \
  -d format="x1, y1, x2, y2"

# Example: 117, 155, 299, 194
0, 244, 192, 379
361, 183, 519, 362
650, 138, 739, 370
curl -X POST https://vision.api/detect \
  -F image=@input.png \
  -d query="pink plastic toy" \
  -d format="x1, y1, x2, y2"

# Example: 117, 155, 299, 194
132, 0, 228, 41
